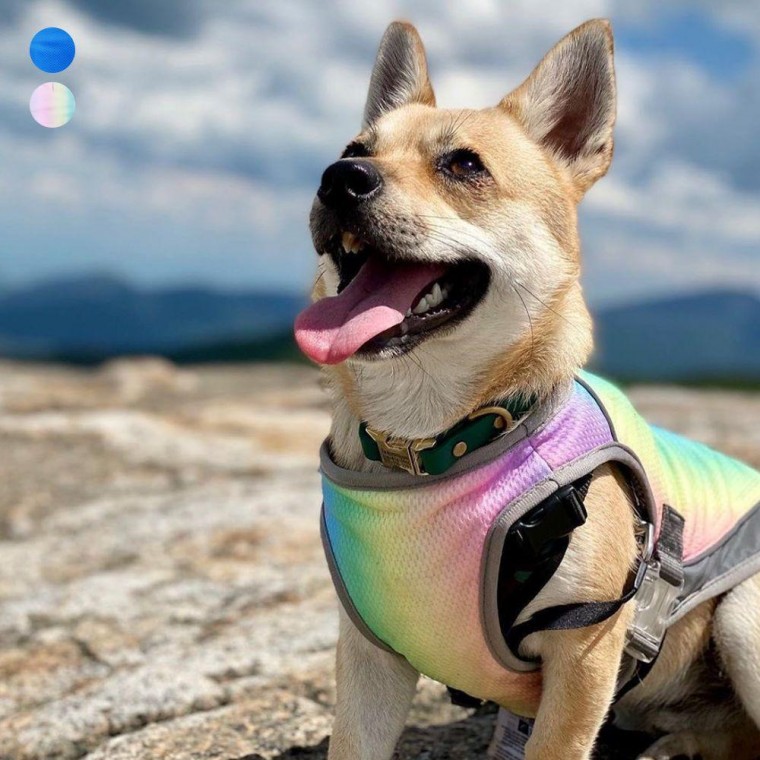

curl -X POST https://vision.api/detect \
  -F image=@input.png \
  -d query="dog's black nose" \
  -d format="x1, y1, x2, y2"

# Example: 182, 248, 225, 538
317, 159, 383, 208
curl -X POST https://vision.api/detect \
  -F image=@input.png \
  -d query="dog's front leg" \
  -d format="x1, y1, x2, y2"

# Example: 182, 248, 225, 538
328, 606, 419, 760
524, 616, 629, 760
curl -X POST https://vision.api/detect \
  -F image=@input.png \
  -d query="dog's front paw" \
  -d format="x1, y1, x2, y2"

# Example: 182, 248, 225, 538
636, 732, 707, 760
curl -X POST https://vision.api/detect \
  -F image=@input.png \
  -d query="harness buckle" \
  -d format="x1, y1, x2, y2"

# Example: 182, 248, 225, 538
510, 484, 588, 561
363, 427, 436, 476
625, 522, 684, 663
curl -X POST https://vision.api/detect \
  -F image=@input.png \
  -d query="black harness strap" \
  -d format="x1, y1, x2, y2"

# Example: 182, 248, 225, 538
446, 687, 485, 709
653, 505, 685, 587
506, 584, 639, 659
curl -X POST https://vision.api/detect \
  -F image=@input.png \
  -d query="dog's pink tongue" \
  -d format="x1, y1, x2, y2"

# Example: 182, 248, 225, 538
295, 258, 446, 365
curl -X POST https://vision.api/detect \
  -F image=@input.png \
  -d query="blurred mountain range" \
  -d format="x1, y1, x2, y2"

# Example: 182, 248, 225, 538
594, 290, 760, 383
0, 274, 758, 383
0, 275, 303, 362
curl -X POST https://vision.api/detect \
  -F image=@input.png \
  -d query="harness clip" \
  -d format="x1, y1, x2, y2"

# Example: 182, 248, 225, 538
625, 522, 684, 663
510, 484, 588, 562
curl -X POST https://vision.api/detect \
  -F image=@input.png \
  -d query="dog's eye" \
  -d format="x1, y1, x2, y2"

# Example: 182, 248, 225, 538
341, 142, 370, 159
442, 149, 486, 179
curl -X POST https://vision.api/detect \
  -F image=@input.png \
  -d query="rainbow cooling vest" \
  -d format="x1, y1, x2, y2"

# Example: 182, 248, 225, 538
320, 372, 760, 713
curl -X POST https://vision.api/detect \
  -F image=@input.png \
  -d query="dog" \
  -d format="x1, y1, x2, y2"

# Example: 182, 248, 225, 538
293, 19, 760, 760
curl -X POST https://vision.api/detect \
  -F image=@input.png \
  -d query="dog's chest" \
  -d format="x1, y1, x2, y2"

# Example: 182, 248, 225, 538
321, 381, 613, 705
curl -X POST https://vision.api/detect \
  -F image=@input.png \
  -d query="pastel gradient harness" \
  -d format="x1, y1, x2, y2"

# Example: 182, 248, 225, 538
320, 372, 760, 711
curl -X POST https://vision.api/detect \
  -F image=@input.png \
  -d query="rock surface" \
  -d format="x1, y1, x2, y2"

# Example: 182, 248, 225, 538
0, 359, 757, 760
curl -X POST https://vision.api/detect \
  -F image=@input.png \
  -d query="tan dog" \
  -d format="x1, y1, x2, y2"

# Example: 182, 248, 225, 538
296, 19, 760, 760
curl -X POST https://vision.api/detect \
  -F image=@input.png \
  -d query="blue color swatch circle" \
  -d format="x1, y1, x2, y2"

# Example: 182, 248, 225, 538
30, 27, 76, 73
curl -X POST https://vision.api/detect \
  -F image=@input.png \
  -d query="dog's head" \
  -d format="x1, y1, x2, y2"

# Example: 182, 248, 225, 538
296, 20, 616, 432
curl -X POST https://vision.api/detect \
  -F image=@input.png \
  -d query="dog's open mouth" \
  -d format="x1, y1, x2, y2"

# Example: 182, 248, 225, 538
295, 233, 490, 364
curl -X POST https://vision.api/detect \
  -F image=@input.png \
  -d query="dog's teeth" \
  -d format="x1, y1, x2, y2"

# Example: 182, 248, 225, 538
410, 283, 448, 317
426, 283, 443, 308
413, 297, 430, 315
420, 284, 443, 311
342, 232, 362, 254
405, 308, 412, 318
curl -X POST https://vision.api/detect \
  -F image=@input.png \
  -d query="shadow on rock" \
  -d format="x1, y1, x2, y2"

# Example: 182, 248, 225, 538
235, 709, 654, 760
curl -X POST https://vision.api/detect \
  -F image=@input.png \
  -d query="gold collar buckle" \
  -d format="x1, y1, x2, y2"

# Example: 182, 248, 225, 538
364, 427, 436, 476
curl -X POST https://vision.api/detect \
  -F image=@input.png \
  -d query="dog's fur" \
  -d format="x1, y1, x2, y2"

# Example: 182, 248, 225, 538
305, 19, 760, 760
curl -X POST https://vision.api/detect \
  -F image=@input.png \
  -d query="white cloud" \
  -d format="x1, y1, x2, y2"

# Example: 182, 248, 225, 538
0, 0, 757, 302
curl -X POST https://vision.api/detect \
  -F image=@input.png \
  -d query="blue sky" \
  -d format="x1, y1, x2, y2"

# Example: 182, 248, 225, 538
0, 0, 759, 305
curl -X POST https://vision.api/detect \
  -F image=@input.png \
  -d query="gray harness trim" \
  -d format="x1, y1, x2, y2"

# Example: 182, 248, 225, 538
320, 509, 394, 653
674, 500, 760, 624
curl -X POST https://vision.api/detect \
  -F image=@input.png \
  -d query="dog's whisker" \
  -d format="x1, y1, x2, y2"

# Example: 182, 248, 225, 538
422, 221, 492, 245
512, 280, 588, 330
443, 108, 477, 144
512, 283, 535, 370
405, 346, 436, 383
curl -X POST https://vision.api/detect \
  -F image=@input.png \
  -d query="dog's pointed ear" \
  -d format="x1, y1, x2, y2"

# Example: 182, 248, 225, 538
363, 21, 436, 128
500, 19, 616, 195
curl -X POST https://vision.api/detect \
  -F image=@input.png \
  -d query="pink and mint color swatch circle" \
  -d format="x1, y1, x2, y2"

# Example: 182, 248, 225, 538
30, 82, 76, 128
30, 27, 76, 73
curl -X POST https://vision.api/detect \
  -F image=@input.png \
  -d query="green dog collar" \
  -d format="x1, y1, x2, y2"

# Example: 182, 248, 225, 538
359, 396, 535, 476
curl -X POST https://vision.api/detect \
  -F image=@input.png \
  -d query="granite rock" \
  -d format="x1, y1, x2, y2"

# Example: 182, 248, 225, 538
0, 361, 757, 759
